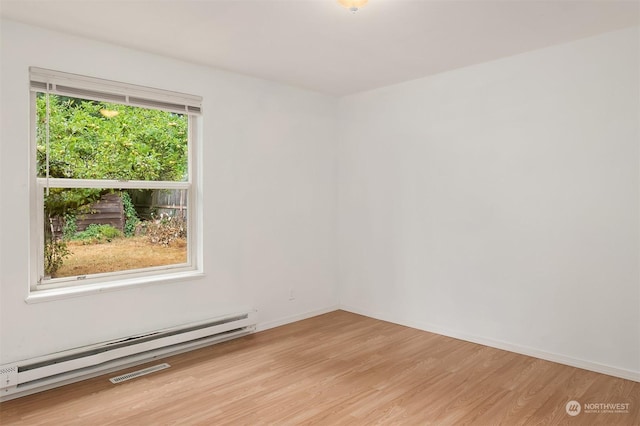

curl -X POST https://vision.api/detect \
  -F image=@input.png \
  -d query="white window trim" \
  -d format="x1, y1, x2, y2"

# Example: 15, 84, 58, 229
28, 68, 203, 301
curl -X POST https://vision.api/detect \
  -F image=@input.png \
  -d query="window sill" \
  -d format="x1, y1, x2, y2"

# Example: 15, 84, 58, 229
25, 270, 204, 304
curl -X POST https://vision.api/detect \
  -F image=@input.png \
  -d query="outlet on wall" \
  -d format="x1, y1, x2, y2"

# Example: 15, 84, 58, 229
288, 288, 295, 301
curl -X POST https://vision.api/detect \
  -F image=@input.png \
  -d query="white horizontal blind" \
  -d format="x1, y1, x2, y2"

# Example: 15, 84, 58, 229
30, 67, 202, 115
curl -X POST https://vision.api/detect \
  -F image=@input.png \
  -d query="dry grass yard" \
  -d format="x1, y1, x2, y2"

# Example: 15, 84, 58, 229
55, 237, 187, 277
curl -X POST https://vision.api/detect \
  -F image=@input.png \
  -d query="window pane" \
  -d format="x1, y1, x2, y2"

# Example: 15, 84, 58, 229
43, 188, 188, 280
36, 93, 188, 182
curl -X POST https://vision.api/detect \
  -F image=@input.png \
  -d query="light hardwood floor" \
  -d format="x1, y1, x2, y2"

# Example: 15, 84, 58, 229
1, 310, 638, 425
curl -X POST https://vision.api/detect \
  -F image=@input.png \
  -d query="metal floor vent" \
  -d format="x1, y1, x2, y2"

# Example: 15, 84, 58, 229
109, 363, 170, 384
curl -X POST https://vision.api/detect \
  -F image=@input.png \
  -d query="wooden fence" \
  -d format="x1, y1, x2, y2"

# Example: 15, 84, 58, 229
51, 193, 124, 237
76, 193, 125, 232
51, 190, 186, 238
131, 189, 187, 220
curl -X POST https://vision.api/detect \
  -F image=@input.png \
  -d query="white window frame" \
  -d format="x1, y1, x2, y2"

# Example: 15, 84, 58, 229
28, 68, 203, 301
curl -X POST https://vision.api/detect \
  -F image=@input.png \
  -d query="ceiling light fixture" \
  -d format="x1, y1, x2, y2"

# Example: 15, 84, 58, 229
338, 0, 368, 13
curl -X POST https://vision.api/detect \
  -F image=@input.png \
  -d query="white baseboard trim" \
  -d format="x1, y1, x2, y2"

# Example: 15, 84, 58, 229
340, 304, 640, 383
256, 305, 340, 332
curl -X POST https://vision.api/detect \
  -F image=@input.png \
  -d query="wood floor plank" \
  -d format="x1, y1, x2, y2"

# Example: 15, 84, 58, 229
0, 310, 637, 425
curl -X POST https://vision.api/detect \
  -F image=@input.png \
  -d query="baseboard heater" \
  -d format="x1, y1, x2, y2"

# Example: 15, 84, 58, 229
0, 310, 257, 401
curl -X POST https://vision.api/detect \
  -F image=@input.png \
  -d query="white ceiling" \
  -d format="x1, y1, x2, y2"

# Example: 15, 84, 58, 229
1, 0, 638, 96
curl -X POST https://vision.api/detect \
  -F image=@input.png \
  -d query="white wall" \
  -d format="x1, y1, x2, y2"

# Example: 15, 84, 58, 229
338, 27, 640, 379
1, 19, 638, 382
0, 20, 339, 363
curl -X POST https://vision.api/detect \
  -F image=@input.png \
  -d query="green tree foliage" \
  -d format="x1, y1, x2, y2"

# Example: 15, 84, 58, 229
36, 94, 188, 216
36, 94, 188, 181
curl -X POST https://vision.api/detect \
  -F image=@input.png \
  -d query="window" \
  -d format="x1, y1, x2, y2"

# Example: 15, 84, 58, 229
29, 68, 202, 295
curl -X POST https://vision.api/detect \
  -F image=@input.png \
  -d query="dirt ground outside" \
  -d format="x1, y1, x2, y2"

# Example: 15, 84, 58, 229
55, 237, 187, 278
